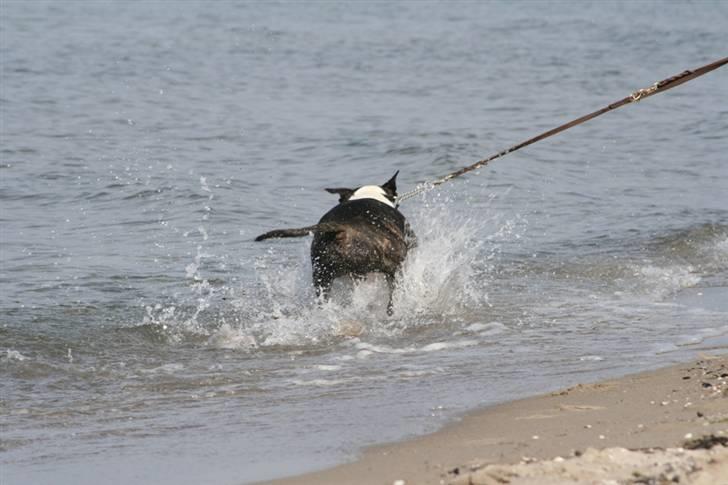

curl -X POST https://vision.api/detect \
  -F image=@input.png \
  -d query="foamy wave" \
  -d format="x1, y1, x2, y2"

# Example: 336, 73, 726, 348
465, 321, 508, 336
207, 323, 257, 350
290, 378, 348, 387
352, 338, 478, 357
578, 355, 604, 362
420, 340, 478, 352
703, 234, 728, 269
399, 368, 445, 378
713, 235, 728, 253
355, 341, 412, 354
632, 264, 701, 299
652, 342, 680, 354
3, 349, 28, 362
289, 367, 446, 387
140, 363, 185, 374
673, 326, 728, 347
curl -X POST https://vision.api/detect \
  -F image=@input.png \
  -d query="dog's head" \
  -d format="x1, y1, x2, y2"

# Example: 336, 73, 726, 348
325, 171, 399, 208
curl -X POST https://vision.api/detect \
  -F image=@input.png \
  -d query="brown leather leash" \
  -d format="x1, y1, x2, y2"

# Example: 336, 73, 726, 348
396, 56, 728, 205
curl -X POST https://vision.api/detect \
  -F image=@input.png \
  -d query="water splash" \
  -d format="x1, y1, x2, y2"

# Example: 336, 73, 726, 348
140, 244, 220, 342
234, 193, 515, 349
392, 198, 491, 321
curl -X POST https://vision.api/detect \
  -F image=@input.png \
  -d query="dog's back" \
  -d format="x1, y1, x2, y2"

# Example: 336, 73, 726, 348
311, 198, 408, 292
254, 171, 414, 312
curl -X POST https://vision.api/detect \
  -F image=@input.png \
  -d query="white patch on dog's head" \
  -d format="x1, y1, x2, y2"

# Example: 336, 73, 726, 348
349, 185, 395, 208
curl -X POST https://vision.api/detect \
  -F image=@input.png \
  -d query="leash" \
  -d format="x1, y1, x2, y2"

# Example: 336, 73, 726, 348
396, 56, 728, 206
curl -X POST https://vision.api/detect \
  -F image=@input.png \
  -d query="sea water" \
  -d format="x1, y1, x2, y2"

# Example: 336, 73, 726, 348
2, 2, 727, 484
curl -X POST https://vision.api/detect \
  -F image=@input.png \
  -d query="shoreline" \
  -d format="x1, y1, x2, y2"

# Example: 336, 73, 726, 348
260, 350, 728, 485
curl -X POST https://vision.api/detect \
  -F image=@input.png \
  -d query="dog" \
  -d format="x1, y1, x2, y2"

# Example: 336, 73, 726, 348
255, 171, 415, 313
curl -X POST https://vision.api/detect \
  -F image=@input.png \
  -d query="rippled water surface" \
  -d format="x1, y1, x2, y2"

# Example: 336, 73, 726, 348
2, 2, 727, 484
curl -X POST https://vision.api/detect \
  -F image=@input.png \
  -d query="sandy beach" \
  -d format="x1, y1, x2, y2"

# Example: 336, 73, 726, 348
264, 352, 728, 485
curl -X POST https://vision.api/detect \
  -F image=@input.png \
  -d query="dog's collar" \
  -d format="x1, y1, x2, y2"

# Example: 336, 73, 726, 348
349, 185, 396, 208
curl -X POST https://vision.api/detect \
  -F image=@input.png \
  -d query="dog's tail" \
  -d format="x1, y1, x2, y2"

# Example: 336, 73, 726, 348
254, 223, 346, 242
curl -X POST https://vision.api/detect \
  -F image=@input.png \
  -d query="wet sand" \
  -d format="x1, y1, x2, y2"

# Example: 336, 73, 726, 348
262, 351, 728, 485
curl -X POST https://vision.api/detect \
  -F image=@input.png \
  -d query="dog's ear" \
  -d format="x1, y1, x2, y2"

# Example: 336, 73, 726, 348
381, 171, 399, 196
325, 187, 355, 203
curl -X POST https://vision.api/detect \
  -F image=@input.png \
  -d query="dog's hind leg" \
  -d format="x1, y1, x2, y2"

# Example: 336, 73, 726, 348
312, 265, 334, 303
314, 280, 332, 301
384, 273, 396, 316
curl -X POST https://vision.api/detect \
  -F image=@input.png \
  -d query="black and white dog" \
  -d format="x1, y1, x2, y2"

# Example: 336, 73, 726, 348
255, 171, 415, 313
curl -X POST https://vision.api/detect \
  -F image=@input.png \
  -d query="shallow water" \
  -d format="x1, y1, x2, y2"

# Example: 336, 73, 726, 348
2, 2, 727, 484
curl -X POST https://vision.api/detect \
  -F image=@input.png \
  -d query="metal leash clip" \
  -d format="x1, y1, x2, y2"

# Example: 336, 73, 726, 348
630, 82, 659, 102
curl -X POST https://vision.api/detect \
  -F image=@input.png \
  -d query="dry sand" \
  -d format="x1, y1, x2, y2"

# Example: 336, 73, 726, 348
262, 352, 728, 485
